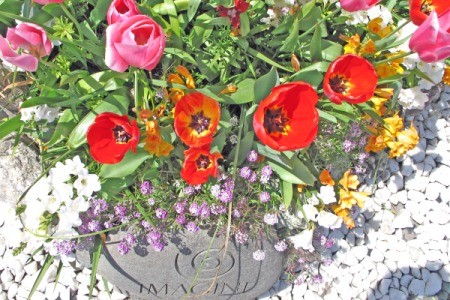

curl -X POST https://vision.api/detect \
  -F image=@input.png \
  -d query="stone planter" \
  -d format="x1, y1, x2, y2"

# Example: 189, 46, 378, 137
78, 229, 284, 299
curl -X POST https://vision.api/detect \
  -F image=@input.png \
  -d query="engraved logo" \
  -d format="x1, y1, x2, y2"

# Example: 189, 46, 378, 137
175, 248, 235, 280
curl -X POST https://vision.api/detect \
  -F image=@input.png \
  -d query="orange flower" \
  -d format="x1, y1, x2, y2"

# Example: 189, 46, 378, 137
165, 66, 196, 104
375, 52, 405, 78
367, 17, 393, 38
323, 54, 378, 104
319, 169, 335, 186
180, 146, 222, 185
331, 204, 355, 229
339, 169, 359, 191
443, 65, 450, 85
297, 184, 307, 193
174, 92, 220, 147
144, 120, 174, 157
386, 124, 419, 158
339, 189, 369, 209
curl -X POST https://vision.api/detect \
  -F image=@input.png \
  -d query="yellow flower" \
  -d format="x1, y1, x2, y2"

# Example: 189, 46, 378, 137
319, 169, 335, 186
370, 96, 388, 116
144, 120, 174, 157
360, 39, 376, 56
374, 88, 394, 99
443, 65, 450, 86
343, 34, 360, 54
339, 169, 359, 191
331, 204, 355, 229
386, 124, 419, 158
297, 184, 306, 193
365, 134, 386, 153
339, 189, 368, 209
367, 17, 393, 38
375, 52, 405, 78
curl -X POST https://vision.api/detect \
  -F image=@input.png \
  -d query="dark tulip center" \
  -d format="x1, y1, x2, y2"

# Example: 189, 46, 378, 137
190, 111, 211, 134
329, 75, 349, 94
113, 125, 132, 144
196, 154, 211, 169
132, 28, 151, 45
264, 107, 289, 135
116, 0, 130, 13
421, 0, 433, 14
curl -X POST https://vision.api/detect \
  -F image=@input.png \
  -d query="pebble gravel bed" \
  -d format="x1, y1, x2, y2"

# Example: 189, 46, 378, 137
1, 86, 449, 300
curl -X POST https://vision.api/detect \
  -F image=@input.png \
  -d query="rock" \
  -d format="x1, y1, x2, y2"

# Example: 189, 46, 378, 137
426, 260, 444, 272
371, 249, 385, 263
379, 278, 391, 295
392, 210, 413, 229
1, 269, 13, 283
409, 279, 425, 295
422, 268, 431, 281
291, 282, 307, 298
400, 275, 414, 287
7, 283, 19, 299
389, 288, 407, 300
425, 273, 442, 296
430, 165, 450, 186
387, 174, 404, 193
405, 174, 430, 192
425, 182, 445, 201
351, 246, 368, 262
408, 138, 427, 163
440, 264, 450, 282
24, 261, 38, 275
427, 210, 450, 224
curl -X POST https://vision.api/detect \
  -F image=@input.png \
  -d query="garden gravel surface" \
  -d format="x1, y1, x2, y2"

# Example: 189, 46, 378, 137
0, 85, 449, 300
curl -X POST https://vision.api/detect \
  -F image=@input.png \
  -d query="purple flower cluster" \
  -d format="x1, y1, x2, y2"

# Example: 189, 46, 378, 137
259, 191, 270, 203
342, 139, 356, 153
140, 181, 154, 195
260, 165, 272, 184
54, 240, 76, 256
155, 208, 168, 219
274, 240, 287, 252
263, 213, 278, 225
90, 198, 108, 217
247, 150, 258, 163
235, 229, 249, 244
252, 250, 265, 261
186, 221, 199, 233
183, 185, 195, 196
118, 233, 137, 255
146, 230, 165, 252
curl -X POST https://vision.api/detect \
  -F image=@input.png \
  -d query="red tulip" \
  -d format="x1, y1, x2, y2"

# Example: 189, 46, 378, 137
409, 0, 450, 25
323, 54, 378, 105
409, 10, 450, 63
87, 113, 140, 164
217, 0, 249, 29
340, 0, 380, 12
253, 82, 319, 151
174, 92, 220, 148
180, 146, 222, 185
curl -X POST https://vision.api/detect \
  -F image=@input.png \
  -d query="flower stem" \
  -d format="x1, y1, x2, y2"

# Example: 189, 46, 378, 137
374, 51, 413, 66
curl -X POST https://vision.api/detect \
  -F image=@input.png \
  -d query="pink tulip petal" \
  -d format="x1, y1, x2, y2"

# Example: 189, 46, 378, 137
0, 36, 38, 71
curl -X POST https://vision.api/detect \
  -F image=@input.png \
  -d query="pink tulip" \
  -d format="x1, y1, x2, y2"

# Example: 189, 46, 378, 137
340, 0, 380, 12
105, 15, 165, 72
0, 36, 38, 72
7, 23, 52, 58
409, 10, 450, 63
107, 0, 141, 25
33, 0, 64, 4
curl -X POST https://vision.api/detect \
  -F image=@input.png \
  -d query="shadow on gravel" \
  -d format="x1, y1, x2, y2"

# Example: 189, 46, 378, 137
367, 264, 449, 299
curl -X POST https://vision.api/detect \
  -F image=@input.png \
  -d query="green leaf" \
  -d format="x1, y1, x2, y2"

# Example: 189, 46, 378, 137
45, 109, 81, 147
228, 131, 254, 166
89, 0, 112, 27
90, 236, 103, 299
187, 0, 201, 22
268, 156, 315, 185
292, 70, 323, 88
282, 181, 294, 209
211, 131, 227, 153
20, 96, 70, 108
254, 67, 279, 104
0, 115, 23, 140
60, 70, 89, 86
53, 261, 64, 293
226, 78, 255, 104
301, 0, 317, 18
99, 176, 134, 199
99, 149, 150, 178
66, 88, 129, 149
28, 255, 54, 299
164, 47, 197, 65
279, 15, 299, 52
310, 24, 322, 61
239, 12, 250, 36
318, 109, 337, 123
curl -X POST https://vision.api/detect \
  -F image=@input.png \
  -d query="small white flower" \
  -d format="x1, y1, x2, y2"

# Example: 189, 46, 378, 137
51, 182, 74, 205
24, 177, 51, 202
229, 134, 238, 144
252, 250, 266, 261
23, 200, 47, 231
317, 211, 343, 229
307, 194, 320, 206
73, 170, 101, 198
398, 87, 429, 110
49, 161, 72, 185
230, 115, 239, 127
288, 229, 314, 252
367, 5, 393, 26
58, 196, 90, 228
417, 61, 445, 90
297, 204, 318, 221
317, 185, 336, 205
64, 156, 86, 175
34, 105, 59, 123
